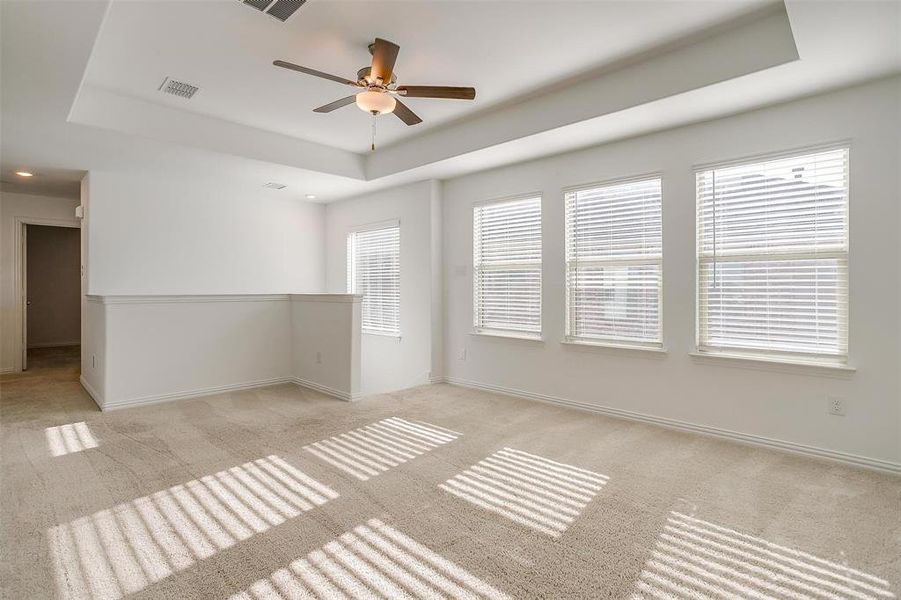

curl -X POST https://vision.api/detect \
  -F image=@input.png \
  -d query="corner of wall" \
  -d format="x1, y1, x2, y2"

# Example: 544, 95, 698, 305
429, 179, 445, 382
79, 173, 107, 410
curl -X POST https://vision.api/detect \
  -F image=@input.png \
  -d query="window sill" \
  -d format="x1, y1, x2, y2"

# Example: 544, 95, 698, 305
561, 339, 667, 357
363, 330, 401, 340
469, 330, 544, 343
688, 351, 855, 378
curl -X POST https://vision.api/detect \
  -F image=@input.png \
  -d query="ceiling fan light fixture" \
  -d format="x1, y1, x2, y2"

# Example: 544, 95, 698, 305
355, 90, 395, 115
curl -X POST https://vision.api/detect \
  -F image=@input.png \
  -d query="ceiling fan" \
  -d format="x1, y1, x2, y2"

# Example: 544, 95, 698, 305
274, 38, 476, 148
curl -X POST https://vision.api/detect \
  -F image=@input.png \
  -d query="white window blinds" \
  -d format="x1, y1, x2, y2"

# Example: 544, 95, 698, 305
697, 147, 849, 361
473, 196, 542, 336
565, 177, 663, 346
347, 224, 400, 335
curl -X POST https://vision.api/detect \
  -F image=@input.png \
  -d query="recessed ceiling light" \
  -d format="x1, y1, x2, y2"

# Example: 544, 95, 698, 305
305, 194, 316, 199
15, 171, 33, 177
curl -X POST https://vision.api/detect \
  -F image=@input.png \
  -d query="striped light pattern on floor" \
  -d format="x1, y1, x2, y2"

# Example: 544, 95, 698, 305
231, 518, 510, 600
45, 421, 99, 456
302, 417, 461, 481
632, 511, 896, 600
439, 447, 608, 537
48, 455, 338, 600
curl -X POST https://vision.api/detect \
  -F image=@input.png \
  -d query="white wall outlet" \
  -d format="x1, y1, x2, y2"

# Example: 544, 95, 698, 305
315, 351, 322, 364
458, 348, 466, 361
827, 396, 846, 416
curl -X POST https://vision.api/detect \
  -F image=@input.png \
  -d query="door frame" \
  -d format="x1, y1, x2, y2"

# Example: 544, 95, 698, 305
14, 217, 80, 371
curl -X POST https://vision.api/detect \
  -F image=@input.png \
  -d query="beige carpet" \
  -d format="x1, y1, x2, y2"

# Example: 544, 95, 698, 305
2, 350, 899, 599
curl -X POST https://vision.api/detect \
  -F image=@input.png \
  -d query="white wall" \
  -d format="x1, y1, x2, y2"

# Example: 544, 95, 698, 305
325, 180, 440, 395
0, 190, 79, 372
86, 171, 325, 295
80, 295, 106, 402
82, 294, 361, 409
77, 170, 340, 408
291, 294, 361, 400
442, 76, 901, 466
81, 174, 99, 391
97, 296, 292, 409
429, 180, 444, 382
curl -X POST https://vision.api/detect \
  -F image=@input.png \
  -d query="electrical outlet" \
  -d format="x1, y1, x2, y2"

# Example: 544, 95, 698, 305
827, 396, 846, 416
315, 352, 322, 364
458, 348, 466, 361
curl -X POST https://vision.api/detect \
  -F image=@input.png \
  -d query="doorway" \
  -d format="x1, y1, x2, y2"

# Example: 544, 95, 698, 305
22, 224, 81, 371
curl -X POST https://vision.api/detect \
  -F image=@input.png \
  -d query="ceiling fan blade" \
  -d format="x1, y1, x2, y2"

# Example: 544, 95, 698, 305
273, 60, 360, 87
313, 95, 357, 113
370, 38, 400, 84
396, 86, 476, 100
392, 98, 422, 126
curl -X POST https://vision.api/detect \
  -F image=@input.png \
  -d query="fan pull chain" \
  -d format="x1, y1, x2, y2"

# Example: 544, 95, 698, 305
371, 112, 377, 151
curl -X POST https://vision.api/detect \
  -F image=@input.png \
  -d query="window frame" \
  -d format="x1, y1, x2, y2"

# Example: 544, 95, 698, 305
563, 173, 665, 351
472, 193, 543, 339
693, 143, 851, 365
347, 219, 401, 337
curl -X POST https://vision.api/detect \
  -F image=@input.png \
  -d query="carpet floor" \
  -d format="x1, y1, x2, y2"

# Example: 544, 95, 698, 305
1, 350, 899, 599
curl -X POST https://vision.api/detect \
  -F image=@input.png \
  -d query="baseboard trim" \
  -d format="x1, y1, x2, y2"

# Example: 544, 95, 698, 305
1, 366, 18, 375
439, 376, 901, 475
79, 375, 104, 410
291, 377, 359, 402
100, 377, 293, 411
28, 341, 80, 349
82, 374, 359, 410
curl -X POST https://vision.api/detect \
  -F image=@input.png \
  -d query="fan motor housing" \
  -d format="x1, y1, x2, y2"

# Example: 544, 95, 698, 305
357, 66, 396, 87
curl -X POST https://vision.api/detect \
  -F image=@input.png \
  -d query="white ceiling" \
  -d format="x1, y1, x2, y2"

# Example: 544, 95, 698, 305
83, 0, 768, 153
1, 0, 899, 203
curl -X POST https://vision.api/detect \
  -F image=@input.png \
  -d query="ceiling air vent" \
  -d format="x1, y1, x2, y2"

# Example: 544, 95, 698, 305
263, 182, 287, 190
243, 0, 274, 10
159, 77, 199, 99
266, 0, 306, 22
240, 0, 306, 22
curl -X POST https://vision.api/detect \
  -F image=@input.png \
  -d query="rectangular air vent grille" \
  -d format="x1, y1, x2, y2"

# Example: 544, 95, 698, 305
239, 0, 305, 22
159, 77, 199, 99
263, 182, 287, 190
266, 0, 306, 21
242, 0, 274, 11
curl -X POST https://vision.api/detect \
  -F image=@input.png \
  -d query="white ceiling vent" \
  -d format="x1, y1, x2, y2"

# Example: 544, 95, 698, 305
240, 0, 306, 22
263, 182, 286, 190
158, 77, 199, 99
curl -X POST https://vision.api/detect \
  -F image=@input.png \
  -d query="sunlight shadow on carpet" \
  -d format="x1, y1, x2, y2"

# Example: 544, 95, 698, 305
48, 455, 338, 600
302, 417, 461, 481
231, 518, 510, 600
631, 511, 896, 599
46, 422, 99, 456
440, 447, 608, 537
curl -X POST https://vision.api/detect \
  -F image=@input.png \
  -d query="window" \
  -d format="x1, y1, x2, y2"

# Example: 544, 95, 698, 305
696, 147, 849, 362
565, 177, 663, 347
473, 195, 542, 337
347, 223, 400, 335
